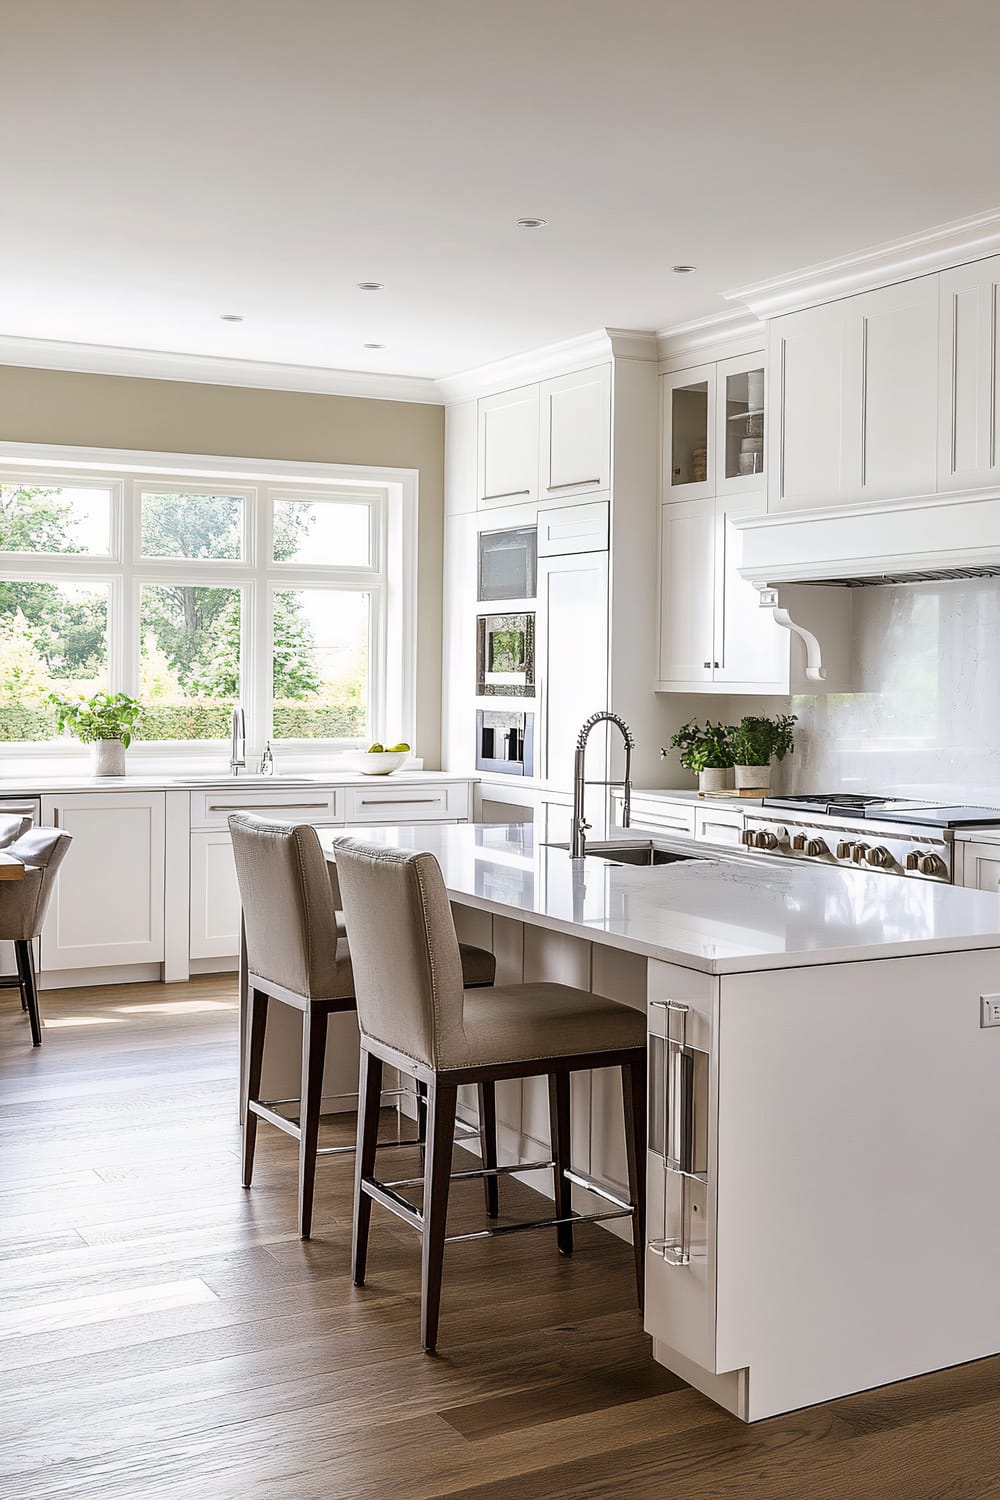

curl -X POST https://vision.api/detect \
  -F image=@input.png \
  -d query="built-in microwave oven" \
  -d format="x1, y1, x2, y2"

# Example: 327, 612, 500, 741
476, 612, 535, 696
478, 525, 537, 603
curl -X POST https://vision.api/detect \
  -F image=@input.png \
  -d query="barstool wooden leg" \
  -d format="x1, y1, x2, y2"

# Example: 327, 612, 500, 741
478, 1081, 499, 1217
242, 988, 269, 1188
621, 1056, 647, 1310
421, 1079, 457, 1353
298, 1005, 329, 1239
548, 1071, 573, 1256
352, 1048, 384, 1286
15, 941, 41, 1047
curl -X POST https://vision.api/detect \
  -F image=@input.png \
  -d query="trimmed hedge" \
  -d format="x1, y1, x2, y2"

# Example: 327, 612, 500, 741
0, 700, 365, 743
0, 705, 57, 742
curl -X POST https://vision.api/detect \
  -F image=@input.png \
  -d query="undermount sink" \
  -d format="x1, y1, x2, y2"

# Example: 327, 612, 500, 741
546, 841, 699, 867
180, 773, 331, 785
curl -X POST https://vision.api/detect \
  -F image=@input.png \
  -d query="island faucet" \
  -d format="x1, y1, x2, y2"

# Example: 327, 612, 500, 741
570, 710, 635, 859
230, 706, 247, 775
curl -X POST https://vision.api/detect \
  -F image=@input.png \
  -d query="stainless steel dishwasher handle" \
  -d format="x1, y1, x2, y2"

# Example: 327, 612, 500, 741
647, 999, 708, 1267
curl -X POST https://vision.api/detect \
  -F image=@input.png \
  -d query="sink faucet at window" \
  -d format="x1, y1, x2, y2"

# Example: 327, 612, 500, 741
570, 711, 634, 859
230, 706, 246, 775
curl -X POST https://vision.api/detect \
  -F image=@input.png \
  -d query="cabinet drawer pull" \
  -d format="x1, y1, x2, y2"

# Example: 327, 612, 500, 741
482, 488, 531, 501
359, 796, 439, 807
209, 801, 328, 813
545, 479, 601, 491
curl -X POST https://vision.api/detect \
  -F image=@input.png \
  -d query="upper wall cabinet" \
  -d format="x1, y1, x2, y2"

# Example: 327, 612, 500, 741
938, 255, 1000, 492
768, 276, 939, 512
478, 387, 539, 508
663, 352, 765, 504
538, 365, 612, 500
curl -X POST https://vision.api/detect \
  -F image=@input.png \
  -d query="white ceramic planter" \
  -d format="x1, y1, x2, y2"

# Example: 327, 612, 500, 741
734, 762, 771, 791
698, 767, 730, 793
91, 739, 126, 777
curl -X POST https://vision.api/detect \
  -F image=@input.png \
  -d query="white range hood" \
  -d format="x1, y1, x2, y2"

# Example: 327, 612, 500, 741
735, 489, 1000, 587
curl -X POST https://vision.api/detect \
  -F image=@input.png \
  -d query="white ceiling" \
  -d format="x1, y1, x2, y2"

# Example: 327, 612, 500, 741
6, 0, 1000, 383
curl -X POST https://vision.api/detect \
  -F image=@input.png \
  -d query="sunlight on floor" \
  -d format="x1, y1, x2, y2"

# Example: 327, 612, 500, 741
42, 1015, 125, 1027
112, 1000, 237, 1014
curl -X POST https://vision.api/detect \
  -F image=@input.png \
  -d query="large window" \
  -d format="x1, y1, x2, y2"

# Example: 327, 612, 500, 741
0, 457, 407, 754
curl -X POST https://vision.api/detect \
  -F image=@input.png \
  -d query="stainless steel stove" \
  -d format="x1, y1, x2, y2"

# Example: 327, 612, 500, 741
740, 795, 1000, 883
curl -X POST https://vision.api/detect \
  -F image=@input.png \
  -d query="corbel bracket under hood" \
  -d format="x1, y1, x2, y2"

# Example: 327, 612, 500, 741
735, 489, 1000, 588
756, 588, 827, 680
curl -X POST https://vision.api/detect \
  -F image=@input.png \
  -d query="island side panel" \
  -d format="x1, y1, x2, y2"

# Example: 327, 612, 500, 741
715, 947, 1000, 1422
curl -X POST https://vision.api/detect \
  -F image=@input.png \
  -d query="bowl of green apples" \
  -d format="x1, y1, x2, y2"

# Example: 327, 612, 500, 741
357, 741, 410, 775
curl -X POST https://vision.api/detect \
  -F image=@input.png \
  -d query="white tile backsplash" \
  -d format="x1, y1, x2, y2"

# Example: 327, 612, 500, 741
781, 578, 1000, 804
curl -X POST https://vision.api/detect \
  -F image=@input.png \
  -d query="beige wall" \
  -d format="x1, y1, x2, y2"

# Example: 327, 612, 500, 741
0, 365, 445, 763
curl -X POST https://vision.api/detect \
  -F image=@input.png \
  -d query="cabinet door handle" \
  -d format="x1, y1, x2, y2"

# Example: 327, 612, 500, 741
481, 488, 531, 501
359, 797, 439, 807
648, 1000, 708, 1267
545, 479, 601, 491
703, 661, 711, 669
209, 801, 328, 813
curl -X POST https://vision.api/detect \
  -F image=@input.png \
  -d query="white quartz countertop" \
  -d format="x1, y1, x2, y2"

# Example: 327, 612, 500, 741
0, 770, 476, 795
630, 787, 765, 809
320, 822, 1000, 975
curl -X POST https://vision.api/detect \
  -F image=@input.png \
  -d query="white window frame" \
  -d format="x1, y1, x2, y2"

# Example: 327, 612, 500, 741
0, 442, 418, 766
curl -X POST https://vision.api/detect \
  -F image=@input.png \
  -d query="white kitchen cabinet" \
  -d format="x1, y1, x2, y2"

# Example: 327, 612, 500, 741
657, 497, 788, 693
614, 794, 697, 840
190, 828, 243, 959
715, 352, 766, 497
342, 781, 470, 823
657, 499, 715, 684
536, 498, 609, 556
538, 365, 611, 500
537, 549, 609, 786
694, 805, 745, 846
768, 275, 938, 512
477, 385, 539, 508
662, 364, 716, 501
938, 255, 1000, 492
40, 792, 165, 971
957, 839, 1000, 892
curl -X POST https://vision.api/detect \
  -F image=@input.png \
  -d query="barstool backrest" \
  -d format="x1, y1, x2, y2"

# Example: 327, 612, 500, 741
0, 827, 72, 941
333, 839, 467, 1069
229, 813, 350, 1001
0, 815, 30, 848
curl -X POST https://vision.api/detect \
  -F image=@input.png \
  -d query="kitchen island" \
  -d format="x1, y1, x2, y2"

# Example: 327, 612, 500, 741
315, 821, 1000, 1422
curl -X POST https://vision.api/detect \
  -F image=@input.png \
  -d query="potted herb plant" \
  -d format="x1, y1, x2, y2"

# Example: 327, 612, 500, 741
730, 713, 797, 791
664, 719, 735, 792
49, 691, 142, 776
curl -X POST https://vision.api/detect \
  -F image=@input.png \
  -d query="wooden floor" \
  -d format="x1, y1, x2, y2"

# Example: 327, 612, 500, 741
3, 981, 1000, 1499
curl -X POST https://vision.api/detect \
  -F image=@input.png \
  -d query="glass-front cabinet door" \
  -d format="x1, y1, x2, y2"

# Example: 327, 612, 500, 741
662, 363, 715, 501
716, 351, 765, 495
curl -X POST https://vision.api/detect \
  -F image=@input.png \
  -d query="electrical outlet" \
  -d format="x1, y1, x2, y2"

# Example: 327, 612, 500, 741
981, 995, 1000, 1028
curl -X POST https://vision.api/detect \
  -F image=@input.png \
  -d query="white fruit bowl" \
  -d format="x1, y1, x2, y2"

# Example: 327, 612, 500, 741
357, 751, 408, 776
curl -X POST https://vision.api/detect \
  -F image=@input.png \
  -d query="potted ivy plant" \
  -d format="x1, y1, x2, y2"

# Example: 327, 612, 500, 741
730, 713, 797, 791
664, 719, 735, 792
48, 691, 142, 777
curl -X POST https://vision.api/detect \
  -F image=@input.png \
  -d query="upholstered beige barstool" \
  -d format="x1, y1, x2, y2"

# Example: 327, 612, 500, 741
0, 827, 73, 1046
333, 837, 648, 1353
229, 814, 499, 1238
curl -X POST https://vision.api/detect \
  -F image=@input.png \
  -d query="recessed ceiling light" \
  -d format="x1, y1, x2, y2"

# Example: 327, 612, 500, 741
219, 313, 244, 321
672, 265, 696, 274
363, 343, 385, 350
516, 217, 548, 229
356, 281, 384, 291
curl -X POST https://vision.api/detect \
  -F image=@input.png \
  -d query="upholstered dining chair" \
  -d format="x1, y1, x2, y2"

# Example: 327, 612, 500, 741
333, 836, 648, 1353
228, 813, 498, 1238
0, 827, 73, 1046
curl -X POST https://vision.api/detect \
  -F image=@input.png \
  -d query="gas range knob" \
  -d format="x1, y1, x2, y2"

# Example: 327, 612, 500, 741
740, 828, 756, 847
851, 843, 870, 865
919, 853, 946, 877
756, 830, 781, 850
805, 837, 829, 857
792, 833, 806, 851
836, 841, 855, 860
866, 845, 894, 869
905, 851, 921, 871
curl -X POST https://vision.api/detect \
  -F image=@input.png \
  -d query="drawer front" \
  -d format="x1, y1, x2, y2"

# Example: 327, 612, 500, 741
343, 782, 470, 823
617, 796, 696, 839
191, 788, 341, 830
694, 807, 745, 846
536, 499, 610, 556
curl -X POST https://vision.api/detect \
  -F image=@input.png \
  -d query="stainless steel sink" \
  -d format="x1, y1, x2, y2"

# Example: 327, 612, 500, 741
546, 841, 699, 867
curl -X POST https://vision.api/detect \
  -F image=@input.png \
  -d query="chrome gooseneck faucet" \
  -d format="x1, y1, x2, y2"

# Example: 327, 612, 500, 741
570, 710, 635, 859
230, 706, 247, 775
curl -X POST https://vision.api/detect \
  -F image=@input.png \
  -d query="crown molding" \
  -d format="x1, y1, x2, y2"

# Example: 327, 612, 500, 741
726, 207, 1000, 320
655, 308, 767, 369
437, 327, 657, 405
0, 334, 444, 404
